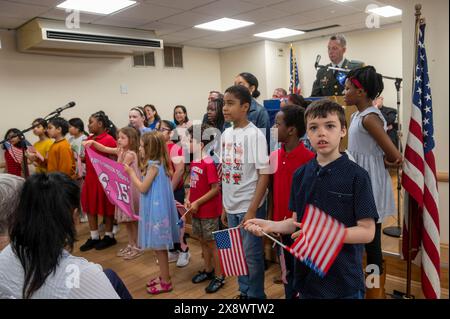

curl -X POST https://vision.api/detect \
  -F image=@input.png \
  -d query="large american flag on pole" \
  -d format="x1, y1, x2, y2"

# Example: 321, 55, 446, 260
289, 44, 301, 95
289, 204, 346, 277
401, 23, 440, 299
213, 227, 248, 277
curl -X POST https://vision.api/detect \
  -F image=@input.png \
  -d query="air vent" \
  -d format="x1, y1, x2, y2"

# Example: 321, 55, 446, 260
46, 31, 162, 48
302, 25, 341, 32
133, 52, 155, 67
164, 46, 183, 68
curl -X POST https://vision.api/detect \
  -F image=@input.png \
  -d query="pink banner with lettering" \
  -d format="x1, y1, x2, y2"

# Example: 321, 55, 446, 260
86, 148, 139, 220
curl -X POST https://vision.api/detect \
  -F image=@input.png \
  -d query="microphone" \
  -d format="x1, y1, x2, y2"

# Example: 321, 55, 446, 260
56, 101, 76, 113
314, 54, 321, 69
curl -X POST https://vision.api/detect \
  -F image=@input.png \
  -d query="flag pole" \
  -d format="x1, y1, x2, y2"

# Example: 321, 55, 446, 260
405, 3, 424, 299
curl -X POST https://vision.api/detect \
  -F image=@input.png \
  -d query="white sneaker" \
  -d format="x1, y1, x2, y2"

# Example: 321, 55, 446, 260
176, 251, 190, 267
112, 224, 119, 235
168, 251, 179, 263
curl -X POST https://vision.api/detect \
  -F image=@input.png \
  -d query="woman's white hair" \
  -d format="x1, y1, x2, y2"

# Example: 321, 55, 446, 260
0, 174, 25, 235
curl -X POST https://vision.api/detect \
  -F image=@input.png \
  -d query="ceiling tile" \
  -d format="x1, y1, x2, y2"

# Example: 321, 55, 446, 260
4, 0, 62, 7
226, 23, 277, 36
160, 11, 219, 26
334, 0, 386, 12
240, 0, 286, 6
169, 27, 216, 39
39, 8, 101, 24
143, 0, 216, 10
140, 21, 187, 35
232, 7, 290, 23
94, 2, 182, 22
269, 0, 332, 14
192, 0, 262, 17
197, 32, 253, 43
262, 12, 316, 28
294, 3, 361, 22
0, 0, 50, 19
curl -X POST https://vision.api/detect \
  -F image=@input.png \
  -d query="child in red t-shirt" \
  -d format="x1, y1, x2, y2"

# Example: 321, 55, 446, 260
269, 105, 314, 299
185, 124, 224, 294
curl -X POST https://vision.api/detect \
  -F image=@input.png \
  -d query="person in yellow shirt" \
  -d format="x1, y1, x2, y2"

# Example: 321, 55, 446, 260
46, 117, 76, 179
26, 118, 54, 173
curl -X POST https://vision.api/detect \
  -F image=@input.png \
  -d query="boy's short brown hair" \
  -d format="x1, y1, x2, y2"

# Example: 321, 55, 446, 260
305, 100, 347, 129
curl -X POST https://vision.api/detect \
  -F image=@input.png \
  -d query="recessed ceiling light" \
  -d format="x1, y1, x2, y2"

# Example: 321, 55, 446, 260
254, 28, 304, 39
368, 5, 402, 17
57, 0, 137, 15
194, 18, 254, 32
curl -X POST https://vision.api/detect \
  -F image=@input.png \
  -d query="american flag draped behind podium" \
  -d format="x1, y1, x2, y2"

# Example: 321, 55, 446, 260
289, 44, 301, 95
401, 23, 440, 299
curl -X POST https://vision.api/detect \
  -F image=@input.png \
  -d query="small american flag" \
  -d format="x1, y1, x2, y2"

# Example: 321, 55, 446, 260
214, 227, 248, 277
289, 204, 346, 277
4, 142, 24, 164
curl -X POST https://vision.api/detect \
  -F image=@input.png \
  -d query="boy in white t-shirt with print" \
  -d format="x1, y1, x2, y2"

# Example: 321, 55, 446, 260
220, 85, 270, 299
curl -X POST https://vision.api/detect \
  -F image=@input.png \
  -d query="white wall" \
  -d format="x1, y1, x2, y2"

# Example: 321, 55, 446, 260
294, 24, 403, 109
0, 30, 221, 146
219, 41, 267, 99
399, 0, 449, 245
219, 40, 289, 101
264, 41, 290, 99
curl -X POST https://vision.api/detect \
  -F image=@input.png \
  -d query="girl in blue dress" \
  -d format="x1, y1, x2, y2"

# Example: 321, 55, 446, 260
125, 131, 179, 295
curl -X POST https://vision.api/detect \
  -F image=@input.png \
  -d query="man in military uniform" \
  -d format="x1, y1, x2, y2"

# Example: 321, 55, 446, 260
311, 34, 364, 97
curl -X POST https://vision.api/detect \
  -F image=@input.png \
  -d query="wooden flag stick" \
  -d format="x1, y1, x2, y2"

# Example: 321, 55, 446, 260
179, 208, 191, 220
261, 230, 288, 250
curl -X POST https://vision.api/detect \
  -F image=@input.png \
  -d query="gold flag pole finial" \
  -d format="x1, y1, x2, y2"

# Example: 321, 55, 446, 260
415, 3, 425, 24
415, 4, 422, 16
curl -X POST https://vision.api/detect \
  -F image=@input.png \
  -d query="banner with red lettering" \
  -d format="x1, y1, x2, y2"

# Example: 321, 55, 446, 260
86, 148, 139, 220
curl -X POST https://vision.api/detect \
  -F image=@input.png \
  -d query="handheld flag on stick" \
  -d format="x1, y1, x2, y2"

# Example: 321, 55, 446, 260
175, 201, 191, 227
213, 227, 248, 277
260, 204, 346, 277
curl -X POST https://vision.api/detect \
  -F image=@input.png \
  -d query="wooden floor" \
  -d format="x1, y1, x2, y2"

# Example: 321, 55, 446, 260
73, 222, 285, 299
72, 172, 448, 299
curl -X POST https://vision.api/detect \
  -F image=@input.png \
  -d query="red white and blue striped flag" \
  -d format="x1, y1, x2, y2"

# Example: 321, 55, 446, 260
289, 44, 301, 95
401, 23, 440, 299
214, 227, 248, 277
289, 204, 346, 277
4, 141, 24, 165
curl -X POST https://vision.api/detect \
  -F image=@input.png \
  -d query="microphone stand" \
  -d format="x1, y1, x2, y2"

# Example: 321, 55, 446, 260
382, 77, 403, 238
0, 106, 67, 146
0, 105, 72, 177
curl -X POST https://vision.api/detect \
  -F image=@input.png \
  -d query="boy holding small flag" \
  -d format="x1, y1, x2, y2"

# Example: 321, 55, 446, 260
245, 100, 378, 299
